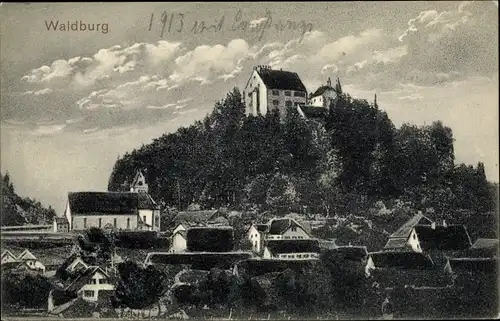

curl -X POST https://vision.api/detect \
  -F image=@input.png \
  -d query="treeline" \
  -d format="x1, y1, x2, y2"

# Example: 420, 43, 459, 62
108, 86, 497, 216
1, 173, 57, 226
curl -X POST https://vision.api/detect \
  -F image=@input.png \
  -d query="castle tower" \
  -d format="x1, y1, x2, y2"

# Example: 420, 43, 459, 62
130, 170, 148, 193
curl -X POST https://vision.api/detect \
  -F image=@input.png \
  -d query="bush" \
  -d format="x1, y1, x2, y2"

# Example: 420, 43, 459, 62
115, 231, 166, 249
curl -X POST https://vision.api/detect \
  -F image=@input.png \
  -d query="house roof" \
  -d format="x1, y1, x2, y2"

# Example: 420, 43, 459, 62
369, 251, 435, 270
257, 69, 307, 92
18, 249, 37, 261
447, 258, 497, 274
268, 218, 307, 235
389, 213, 433, 238
174, 210, 219, 225
331, 246, 368, 261
298, 105, 328, 119
383, 238, 409, 250
65, 266, 109, 293
414, 225, 472, 251
255, 224, 269, 233
68, 191, 158, 215
471, 238, 499, 250
310, 85, 335, 98
173, 230, 187, 238
2, 250, 16, 260
266, 239, 320, 254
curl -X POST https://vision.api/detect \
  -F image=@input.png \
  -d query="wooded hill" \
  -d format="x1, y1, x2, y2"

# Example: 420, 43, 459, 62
108, 85, 497, 218
1, 173, 57, 226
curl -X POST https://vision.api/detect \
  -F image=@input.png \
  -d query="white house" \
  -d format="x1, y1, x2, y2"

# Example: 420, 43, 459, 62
1, 250, 17, 265
265, 218, 312, 241
170, 230, 188, 253
263, 239, 320, 260
17, 249, 45, 273
65, 266, 115, 302
309, 78, 338, 108
247, 223, 269, 254
243, 65, 308, 117
383, 213, 434, 252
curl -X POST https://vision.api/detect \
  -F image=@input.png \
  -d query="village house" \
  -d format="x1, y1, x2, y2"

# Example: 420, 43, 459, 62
263, 239, 320, 260
17, 249, 46, 273
243, 65, 308, 117
1, 250, 17, 265
247, 223, 269, 254
53, 217, 70, 233
65, 266, 115, 302
66, 256, 90, 274
266, 218, 312, 240
383, 213, 434, 252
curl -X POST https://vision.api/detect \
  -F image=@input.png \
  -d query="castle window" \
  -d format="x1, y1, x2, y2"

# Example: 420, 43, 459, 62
285, 91, 291, 96
293, 91, 305, 97
272, 90, 280, 95
273, 100, 279, 106
285, 101, 292, 107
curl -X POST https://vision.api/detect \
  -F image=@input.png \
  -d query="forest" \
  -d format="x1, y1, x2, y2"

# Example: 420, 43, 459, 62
107, 84, 497, 220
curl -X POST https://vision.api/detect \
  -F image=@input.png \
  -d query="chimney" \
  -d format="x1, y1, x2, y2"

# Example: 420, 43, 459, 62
443, 220, 447, 227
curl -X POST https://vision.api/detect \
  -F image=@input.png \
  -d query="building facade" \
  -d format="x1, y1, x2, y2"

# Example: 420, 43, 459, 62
65, 192, 160, 231
309, 78, 338, 108
243, 66, 308, 117
65, 266, 115, 302
266, 218, 312, 240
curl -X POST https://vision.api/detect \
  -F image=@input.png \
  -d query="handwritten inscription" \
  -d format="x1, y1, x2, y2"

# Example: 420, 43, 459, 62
148, 10, 313, 42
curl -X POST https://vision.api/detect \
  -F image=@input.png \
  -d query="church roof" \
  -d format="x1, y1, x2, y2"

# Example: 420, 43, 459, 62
131, 170, 146, 186
68, 191, 158, 215
257, 68, 307, 92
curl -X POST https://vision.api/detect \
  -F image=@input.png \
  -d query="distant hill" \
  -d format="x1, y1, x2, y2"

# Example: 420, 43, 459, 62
1, 172, 56, 226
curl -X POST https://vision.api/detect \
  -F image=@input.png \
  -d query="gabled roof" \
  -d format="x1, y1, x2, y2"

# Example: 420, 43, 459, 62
18, 249, 37, 261
2, 250, 17, 260
414, 225, 472, 251
247, 223, 269, 234
257, 69, 307, 92
297, 105, 328, 119
389, 213, 433, 238
65, 266, 109, 293
383, 238, 409, 250
173, 230, 187, 239
369, 251, 435, 270
266, 239, 320, 254
174, 210, 219, 226
68, 191, 158, 215
268, 218, 308, 235
310, 85, 336, 98
471, 238, 499, 250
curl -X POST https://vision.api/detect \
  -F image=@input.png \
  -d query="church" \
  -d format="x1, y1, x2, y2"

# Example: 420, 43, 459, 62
64, 170, 161, 232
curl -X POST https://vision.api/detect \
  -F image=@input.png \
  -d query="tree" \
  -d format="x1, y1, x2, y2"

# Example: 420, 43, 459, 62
265, 173, 299, 216
115, 261, 168, 314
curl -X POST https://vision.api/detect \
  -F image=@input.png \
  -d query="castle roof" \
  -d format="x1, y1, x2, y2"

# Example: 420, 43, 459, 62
257, 68, 307, 92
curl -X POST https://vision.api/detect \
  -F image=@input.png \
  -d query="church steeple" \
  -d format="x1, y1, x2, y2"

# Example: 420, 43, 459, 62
374, 93, 378, 109
335, 77, 342, 94
130, 170, 148, 193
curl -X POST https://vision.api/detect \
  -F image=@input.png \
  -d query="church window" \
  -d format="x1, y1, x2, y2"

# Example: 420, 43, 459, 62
98, 218, 102, 228
114, 218, 117, 228
84, 218, 87, 228
127, 218, 130, 229
138, 181, 143, 186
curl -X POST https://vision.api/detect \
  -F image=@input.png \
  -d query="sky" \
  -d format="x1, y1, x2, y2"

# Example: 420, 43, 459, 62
1, 1, 498, 215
